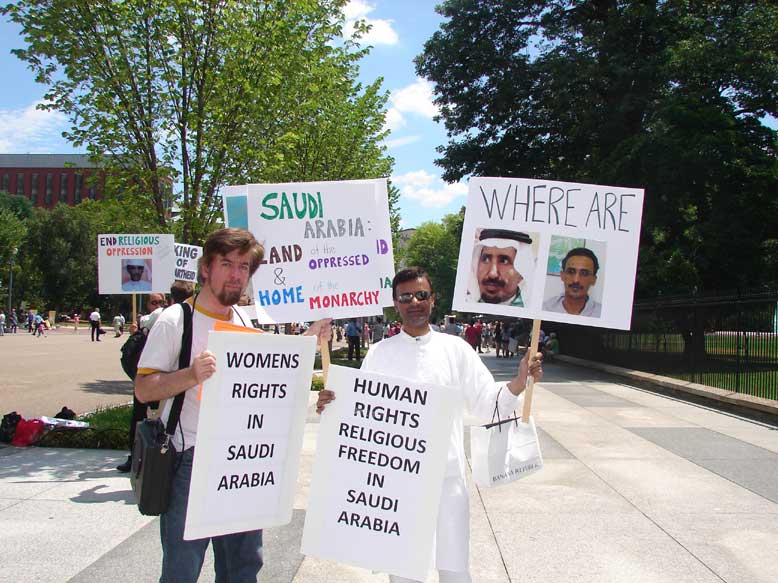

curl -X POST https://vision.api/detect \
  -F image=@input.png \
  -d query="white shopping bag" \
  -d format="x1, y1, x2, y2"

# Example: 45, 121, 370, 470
470, 415, 543, 487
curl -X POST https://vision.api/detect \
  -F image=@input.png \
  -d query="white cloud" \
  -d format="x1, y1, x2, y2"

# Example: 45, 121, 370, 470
383, 78, 439, 135
384, 107, 406, 132
0, 100, 68, 153
393, 169, 467, 208
383, 135, 421, 149
343, 0, 399, 46
391, 78, 438, 119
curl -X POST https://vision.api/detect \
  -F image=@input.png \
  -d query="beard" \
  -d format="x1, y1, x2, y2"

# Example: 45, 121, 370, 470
216, 287, 242, 307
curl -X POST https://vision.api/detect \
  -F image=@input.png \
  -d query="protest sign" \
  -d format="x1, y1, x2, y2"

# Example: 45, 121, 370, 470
183, 331, 316, 540
97, 234, 175, 294
301, 365, 457, 581
221, 179, 395, 323
453, 177, 644, 329
173, 243, 202, 283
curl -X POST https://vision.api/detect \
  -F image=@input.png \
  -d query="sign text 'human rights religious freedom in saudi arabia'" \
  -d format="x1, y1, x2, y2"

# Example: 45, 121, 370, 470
301, 365, 457, 581
222, 179, 395, 323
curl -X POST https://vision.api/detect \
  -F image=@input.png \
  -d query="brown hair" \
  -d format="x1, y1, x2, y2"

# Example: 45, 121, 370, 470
169, 281, 195, 304
198, 228, 264, 284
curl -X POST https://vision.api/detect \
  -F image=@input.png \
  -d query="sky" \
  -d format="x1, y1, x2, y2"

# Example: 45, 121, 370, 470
0, 0, 463, 230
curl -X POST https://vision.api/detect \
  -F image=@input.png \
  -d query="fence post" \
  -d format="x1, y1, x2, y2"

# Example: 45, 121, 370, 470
691, 292, 697, 384
735, 288, 741, 394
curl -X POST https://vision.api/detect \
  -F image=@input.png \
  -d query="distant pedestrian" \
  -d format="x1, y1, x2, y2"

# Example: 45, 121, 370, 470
0, 310, 5, 336
73, 311, 80, 333
27, 310, 34, 333
113, 314, 124, 337
10, 312, 18, 333
89, 307, 101, 342
345, 319, 362, 360
371, 318, 384, 344
34, 313, 46, 337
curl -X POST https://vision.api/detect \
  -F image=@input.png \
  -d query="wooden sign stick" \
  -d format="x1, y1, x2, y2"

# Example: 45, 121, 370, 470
320, 337, 331, 386
521, 319, 542, 423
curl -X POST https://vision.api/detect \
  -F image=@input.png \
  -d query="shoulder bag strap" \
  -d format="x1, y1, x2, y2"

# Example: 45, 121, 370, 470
165, 297, 195, 435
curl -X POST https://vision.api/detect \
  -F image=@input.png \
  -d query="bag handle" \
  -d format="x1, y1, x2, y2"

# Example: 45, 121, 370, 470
485, 388, 519, 432
164, 297, 195, 436
486, 318, 542, 430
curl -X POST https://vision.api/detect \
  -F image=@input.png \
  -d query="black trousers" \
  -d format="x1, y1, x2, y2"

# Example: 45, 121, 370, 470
90, 320, 100, 341
347, 335, 361, 360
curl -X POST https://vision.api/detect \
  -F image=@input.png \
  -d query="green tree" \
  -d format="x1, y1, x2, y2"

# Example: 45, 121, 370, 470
12, 199, 159, 312
417, 0, 778, 295
402, 209, 465, 321
4, 0, 394, 244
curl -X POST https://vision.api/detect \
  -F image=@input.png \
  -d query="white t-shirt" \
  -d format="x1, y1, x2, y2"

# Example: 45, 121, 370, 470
89, 311, 100, 322
139, 307, 164, 332
137, 298, 251, 450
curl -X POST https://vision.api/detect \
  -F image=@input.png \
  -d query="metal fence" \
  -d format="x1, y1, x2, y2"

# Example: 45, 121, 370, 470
546, 287, 778, 401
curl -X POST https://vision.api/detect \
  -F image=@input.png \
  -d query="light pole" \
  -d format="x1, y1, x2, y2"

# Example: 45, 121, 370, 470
7, 247, 16, 316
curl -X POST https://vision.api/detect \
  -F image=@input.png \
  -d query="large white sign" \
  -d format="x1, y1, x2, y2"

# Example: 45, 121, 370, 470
173, 243, 202, 283
97, 234, 175, 294
453, 177, 644, 329
301, 365, 458, 581
183, 331, 316, 540
222, 179, 395, 324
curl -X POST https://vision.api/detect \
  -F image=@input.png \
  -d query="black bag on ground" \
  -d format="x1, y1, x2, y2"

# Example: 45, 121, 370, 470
0, 412, 22, 443
54, 407, 76, 420
130, 301, 193, 516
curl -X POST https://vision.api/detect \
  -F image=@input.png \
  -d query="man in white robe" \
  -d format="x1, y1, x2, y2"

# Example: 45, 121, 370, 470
317, 266, 542, 583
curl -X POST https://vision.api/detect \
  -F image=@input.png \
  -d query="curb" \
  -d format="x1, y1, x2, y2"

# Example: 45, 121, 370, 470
555, 354, 778, 424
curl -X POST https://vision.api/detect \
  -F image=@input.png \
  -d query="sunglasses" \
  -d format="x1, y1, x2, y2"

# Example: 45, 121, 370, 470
396, 290, 432, 304
149, 299, 166, 306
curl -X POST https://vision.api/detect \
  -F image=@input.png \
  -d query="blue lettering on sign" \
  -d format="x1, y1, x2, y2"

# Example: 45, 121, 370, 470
257, 286, 304, 306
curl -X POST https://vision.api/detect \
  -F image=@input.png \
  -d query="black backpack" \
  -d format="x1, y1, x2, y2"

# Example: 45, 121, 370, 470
120, 330, 147, 380
0, 411, 22, 443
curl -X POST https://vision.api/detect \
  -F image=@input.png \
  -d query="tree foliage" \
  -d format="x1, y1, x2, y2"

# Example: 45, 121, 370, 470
402, 209, 465, 321
4, 0, 394, 244
417, 0, 778, 295
6, 195, 161, 312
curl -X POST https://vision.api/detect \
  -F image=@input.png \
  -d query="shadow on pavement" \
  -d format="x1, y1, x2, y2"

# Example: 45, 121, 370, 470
0, 445, 125, 483
79, 379, 134, 396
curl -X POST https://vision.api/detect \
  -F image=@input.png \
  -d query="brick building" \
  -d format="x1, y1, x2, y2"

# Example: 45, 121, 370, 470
0, 154, 104, 207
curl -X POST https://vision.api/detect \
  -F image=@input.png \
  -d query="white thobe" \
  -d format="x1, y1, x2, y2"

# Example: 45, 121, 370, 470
361, 327, 523, 573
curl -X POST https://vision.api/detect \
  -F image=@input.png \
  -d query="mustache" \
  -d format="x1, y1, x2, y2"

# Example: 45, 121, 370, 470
481, 278, 505, 287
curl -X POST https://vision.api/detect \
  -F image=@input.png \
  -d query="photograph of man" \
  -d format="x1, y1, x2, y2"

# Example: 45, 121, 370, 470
468, 228, 535, 306
543, 247, 602, 317
121, 258, 152, 292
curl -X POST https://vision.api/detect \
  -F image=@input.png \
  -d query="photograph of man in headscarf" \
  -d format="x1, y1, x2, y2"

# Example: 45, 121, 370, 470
121, 258, 153, 292
467, 228, 538, 307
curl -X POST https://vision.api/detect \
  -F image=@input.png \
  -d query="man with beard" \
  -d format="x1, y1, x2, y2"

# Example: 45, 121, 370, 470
470, 229, 533, 306
316, 267, 542, 583
122, 258, 152, 292
543, 247, 602, 317
135, 228, 331, 583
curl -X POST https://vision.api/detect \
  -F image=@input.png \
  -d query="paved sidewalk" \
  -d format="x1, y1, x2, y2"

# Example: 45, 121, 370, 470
1, 353, 777, 583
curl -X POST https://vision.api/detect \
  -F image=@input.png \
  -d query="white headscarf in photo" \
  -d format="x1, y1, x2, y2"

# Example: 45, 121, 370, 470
467, 229, 535, 305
